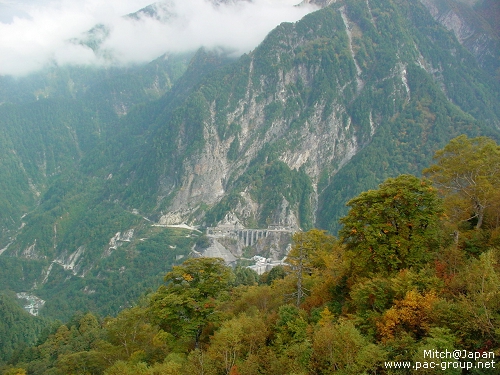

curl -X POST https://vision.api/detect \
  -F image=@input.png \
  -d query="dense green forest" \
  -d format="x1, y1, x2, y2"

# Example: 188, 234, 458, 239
2, 135, 499, 375
0, 293, 49, 365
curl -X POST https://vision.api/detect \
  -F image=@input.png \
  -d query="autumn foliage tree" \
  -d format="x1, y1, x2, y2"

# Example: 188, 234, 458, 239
340, 175, 443, 275
377, 290, 438, 342
149, 258, 234, 349
285, 229, 337, 306
424, 135, 500, 230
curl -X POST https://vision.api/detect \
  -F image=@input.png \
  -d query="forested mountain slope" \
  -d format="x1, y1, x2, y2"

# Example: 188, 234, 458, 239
0, 0, 499, 322
0, 54, 191, 245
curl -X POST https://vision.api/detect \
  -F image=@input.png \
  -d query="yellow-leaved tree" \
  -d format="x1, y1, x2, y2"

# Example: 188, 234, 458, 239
424, 135, 500, 231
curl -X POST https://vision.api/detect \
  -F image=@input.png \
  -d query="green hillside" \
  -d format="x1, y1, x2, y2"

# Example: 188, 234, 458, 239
0, 0, 499, 341
0, 54, 191, 246
0, 292, 49, 365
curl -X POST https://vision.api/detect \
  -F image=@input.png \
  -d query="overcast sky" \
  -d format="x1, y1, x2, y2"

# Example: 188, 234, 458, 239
0, 0, 317, 77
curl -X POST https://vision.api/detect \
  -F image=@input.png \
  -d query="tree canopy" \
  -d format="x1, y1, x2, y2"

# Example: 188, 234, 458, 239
424, 135, 500, 230
339, 174, 443, 275
149, 257, 234, 348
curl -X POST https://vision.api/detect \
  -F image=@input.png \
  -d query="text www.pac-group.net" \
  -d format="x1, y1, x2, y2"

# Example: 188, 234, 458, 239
384, 350, 496, 371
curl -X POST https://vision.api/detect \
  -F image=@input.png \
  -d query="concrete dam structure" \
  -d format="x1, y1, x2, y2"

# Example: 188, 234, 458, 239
200, 213, 295, 265
205, 226, 293, 247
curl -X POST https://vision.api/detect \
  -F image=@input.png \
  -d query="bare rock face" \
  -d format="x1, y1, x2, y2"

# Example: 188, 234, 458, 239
200, 238, 238, 264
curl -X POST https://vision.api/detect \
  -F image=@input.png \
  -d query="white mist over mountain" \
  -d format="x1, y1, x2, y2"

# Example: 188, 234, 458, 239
0, 0, 317, 76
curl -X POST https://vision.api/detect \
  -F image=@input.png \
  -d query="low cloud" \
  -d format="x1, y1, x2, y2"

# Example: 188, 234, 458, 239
0, 0, 318, 76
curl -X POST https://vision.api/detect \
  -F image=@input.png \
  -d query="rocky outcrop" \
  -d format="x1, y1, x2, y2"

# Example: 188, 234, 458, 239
199, 238, 237, 264
107, 230, 134, 251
